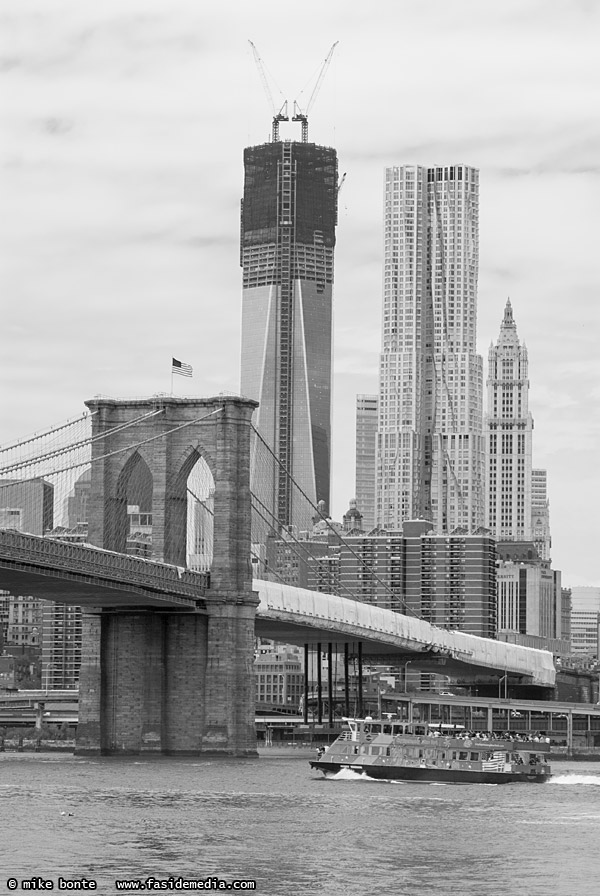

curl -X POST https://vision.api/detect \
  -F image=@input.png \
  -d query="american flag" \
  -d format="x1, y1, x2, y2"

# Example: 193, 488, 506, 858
172, 357, 193, 377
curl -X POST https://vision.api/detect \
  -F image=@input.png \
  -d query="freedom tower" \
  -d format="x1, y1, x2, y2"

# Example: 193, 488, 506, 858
240, 126, 338, 534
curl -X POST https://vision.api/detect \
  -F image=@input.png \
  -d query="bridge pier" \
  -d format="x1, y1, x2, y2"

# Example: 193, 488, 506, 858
76, 600, 257, 757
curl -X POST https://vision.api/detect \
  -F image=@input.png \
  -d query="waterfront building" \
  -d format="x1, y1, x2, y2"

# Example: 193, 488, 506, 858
255, 643, 304, 710
355, 395, 378, 532
401, 520, 496, 636
40, 600, 82, 690
6, 595, 42, 647
376, 165, 484, 534
240, 136, 338, 534
0, 591, 9, 650
317, 518, 497, 636
570, 587, 600, 658
485, 300, 533, 540
531, 468, 552, 561
496, 541, 564, 652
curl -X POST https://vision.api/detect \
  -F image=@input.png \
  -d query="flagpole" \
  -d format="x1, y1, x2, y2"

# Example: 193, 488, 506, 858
171, 362, 174, 396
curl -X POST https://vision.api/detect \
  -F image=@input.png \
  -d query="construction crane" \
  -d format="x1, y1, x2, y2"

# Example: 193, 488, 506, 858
292, 41, 338, 142
248, 40, 288, 142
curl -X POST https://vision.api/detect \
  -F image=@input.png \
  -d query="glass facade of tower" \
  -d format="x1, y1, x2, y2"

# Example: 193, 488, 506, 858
376, 165, 484, 533
240, 141, 338, 534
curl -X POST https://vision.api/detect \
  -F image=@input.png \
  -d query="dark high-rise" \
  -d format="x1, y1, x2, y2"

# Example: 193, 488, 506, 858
240, 139, 338, 532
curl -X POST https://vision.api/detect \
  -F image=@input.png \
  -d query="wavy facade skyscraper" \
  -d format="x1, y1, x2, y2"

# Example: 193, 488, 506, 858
240, 139, 338, 533
376, 164, 484, 533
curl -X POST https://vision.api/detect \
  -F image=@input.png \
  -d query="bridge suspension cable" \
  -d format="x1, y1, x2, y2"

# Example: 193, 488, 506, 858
0, 411, 96, 457
249, 425, 423, 618
249, 490, 367, 605
0, 409, 164, 477
1, 408, 224, 485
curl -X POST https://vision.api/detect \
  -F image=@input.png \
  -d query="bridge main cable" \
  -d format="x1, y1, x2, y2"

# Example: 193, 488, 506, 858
3, 407, 225, 484
0, 409, 165, 476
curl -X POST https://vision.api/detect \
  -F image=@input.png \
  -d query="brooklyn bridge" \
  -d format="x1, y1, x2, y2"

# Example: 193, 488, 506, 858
0, 396, 555, 756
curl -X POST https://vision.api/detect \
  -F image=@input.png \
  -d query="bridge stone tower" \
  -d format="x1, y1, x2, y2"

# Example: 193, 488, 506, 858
76, 396, 259, 757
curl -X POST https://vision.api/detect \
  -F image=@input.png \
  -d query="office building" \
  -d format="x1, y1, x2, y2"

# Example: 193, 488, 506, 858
355, 395, 378, 532
376, 165, 484, 534
561, 587, 572, 646
240, 136, 338, 534
0, 478, 54, 535
531, 468, 552, 561
570, 587, 600, 658
255, 643, 304, 710
496, 541, 565, 652
485, 299, 533, 540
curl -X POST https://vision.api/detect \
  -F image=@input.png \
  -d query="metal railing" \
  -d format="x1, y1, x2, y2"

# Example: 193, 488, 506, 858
0, 529, 208, 599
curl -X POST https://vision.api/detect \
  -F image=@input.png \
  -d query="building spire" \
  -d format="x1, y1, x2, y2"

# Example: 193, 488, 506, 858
502, 297, 516, 329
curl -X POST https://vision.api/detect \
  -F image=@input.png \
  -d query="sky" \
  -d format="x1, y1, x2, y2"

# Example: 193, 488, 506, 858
1, 0, 599, 588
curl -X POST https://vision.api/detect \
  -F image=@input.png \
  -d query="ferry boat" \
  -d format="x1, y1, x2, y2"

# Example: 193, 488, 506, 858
310, 717, 552, 784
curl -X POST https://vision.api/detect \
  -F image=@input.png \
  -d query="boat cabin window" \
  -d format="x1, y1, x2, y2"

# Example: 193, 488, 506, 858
459, 751, 468, 761
470, 752, 479, 761
363, 723, 382, 736
383, 724, 393, 735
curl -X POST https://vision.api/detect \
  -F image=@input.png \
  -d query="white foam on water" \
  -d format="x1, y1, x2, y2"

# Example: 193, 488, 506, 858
327, 767, 375, 781
549, 774, 600, 786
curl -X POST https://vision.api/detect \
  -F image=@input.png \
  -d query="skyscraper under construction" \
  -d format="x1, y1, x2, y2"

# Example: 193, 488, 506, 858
240, 135, 338, 533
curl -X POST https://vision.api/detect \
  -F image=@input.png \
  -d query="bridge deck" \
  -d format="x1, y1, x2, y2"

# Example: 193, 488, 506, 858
0, 529, 206, 608
254, 579, 556, 687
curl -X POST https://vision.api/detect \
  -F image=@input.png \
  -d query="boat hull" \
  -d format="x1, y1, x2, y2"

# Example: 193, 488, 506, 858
309, 760, 551, 784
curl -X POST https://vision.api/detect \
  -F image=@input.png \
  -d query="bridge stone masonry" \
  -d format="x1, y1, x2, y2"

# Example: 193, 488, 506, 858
75, 395, 259, 758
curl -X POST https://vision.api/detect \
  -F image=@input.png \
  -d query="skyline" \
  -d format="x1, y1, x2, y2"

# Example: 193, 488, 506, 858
1, 0, 599, 587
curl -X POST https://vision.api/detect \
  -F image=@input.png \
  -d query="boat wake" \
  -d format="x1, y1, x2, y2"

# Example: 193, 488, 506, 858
549, 774, 600, 786
326, 767, 378, 782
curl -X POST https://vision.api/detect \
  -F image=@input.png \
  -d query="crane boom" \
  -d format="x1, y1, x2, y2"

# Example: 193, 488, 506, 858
248, 40, 288, 142
292, 41, 338, 142
305, 41, 338, 115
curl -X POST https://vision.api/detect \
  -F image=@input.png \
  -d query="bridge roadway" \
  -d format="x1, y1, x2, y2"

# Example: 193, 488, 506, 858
0, 530, 555, 687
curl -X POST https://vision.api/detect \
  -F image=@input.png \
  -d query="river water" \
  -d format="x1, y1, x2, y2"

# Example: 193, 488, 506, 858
1, 751, 599, 895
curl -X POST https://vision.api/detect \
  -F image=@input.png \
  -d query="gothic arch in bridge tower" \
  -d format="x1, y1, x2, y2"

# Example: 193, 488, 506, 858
168, 446, 215, 569
110, 450, 153, 555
